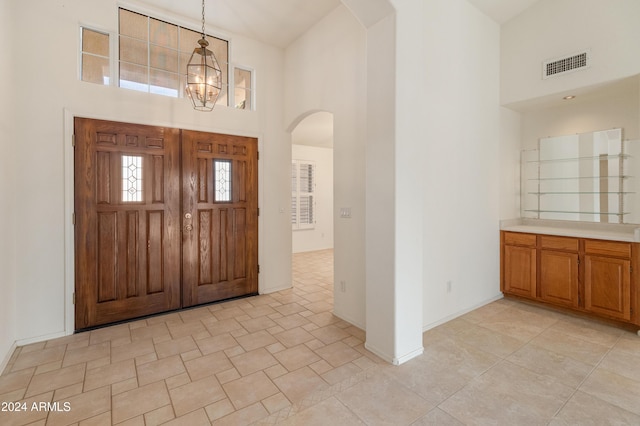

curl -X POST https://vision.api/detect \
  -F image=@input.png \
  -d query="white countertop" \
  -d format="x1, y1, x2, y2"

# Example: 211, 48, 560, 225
500, 219, 640, 243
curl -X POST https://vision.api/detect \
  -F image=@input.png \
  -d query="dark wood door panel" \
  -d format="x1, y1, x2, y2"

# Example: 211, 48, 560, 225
74, 118, 181, 329
182, 129, 258, 307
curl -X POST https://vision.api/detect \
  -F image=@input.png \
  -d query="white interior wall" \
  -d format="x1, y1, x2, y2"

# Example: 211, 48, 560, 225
421, 0, 502, 329
9, 0, 290, 345
364, 12, 399, 362
0, 0, 17, 370
284, 5, 367, 328
292, 144, 334, 253
501, 0, 640, 105
501, 0, 640, 227
499, 107, 523, 220
520, 81, 640, 150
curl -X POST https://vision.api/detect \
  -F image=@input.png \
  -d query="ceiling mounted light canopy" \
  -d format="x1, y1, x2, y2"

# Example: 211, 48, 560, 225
185, 0, 222, 111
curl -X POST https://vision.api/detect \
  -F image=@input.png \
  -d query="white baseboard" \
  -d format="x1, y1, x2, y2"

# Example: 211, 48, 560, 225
16, 330, 70, 347
422, 293, 504, 332
0, 341, 17, 374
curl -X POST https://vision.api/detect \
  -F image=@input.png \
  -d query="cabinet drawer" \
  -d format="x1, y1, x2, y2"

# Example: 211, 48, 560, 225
540, 235, 579, 252
584, 240, 631, 258
504, 232, 536, 247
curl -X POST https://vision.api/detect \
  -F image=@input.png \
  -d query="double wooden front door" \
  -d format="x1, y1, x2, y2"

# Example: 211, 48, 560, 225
74, 118, 258, 330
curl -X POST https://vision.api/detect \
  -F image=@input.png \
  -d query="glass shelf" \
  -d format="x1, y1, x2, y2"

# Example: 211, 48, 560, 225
524, 210, 629, 216
528, 176, 633, 181
526, 154, 631, 163
528, 192, 634, 195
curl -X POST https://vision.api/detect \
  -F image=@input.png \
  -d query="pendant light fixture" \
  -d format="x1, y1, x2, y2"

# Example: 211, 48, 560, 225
185, 0, 222, 111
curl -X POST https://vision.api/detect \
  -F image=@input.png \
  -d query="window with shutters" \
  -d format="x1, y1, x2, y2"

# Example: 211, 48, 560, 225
291, 160, 315, 230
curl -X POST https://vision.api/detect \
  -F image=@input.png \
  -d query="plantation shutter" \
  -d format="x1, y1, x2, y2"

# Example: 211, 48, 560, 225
291, 160, 315, 229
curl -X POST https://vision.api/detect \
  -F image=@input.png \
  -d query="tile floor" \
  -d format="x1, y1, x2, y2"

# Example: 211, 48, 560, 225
1, 249, 640, 425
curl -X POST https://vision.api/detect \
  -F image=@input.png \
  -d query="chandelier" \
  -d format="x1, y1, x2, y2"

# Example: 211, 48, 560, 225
185, 0, 222, 111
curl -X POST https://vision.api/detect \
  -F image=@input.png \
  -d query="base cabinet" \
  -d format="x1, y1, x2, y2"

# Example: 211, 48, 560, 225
585, 255, 630, 321
504, 245, 536, 298
501, 231, 639, 327
540, 249, 579, 308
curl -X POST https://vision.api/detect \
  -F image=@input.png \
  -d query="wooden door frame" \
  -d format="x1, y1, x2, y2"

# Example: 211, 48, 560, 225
62, 110, 264, 337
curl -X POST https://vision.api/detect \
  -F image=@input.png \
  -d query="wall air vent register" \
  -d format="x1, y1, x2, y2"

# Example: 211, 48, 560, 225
543, 50, 590, 79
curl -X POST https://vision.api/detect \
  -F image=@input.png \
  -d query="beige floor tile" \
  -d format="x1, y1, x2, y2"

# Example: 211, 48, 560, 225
3, 249, 637, 426
89, 324, 131, 345
274, 327, 315, 348
439, 361, 574, 425
47, 386, 110, 426
53, 381, 84, 400
580, 368, 640, 415
112, 381, 171, 424
169, 375, 226, 417
507, 343, 593, 387
413, 408, 465, 426
242, 304, 277, 319
167, 321, 207, 339
79, 411, 111, 425
213, 307, 247, 321
84, 358, 136, 391
205, 399, 235, 422
136, 355, 185, 386
235, 330, 278, 352
529, 328, 611, 366
0, 368, 34, 395
143, 405, 175, 426
216, 368, 240, 384
273, 344, 321, 372
161, 408, 210, 426
196, 333, 238, 355
278, 396, 365, 425
212, 402, 269, 426
310, 325, 350, 345
130, 323, 170, 342
549, 317, 623, 347
549, 390, 640, 425
262, 392, 292, 414
223, 371, 279, 409
10, 345, 66, 372
336, 373, 431, 425
0, 391, 53, 426
154, 336, 197, 359
110, 339, 155, 363
454, 324, 527, 358
229, 347, 279, 376
165, 372, 191, 390
597, 346, 640, 382
477, 306, 557, 341
25, 364, 85, 398
273, 366, 329, 405
202, 317, 243, 336
273, 302, 307, 316
274, 313, 310, 330
321, 362, 362, 385
316, 341, 362, 368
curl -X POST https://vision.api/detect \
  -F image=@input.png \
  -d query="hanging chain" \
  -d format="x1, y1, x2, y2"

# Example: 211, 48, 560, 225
201, 0, 206, 38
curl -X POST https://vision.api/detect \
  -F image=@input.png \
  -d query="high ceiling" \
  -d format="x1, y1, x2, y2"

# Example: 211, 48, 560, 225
138, 0, 341, 49
466, 0, 541, 24
141, 1, 542, 147
139, 0, 541, 49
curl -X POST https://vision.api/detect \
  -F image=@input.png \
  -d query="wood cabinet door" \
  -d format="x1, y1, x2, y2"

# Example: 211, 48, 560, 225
74, 118, 181, 329
585, 255, 631, 321
504, 245, 536, 298
181, 130, 258, 307
540, 250, 578, 308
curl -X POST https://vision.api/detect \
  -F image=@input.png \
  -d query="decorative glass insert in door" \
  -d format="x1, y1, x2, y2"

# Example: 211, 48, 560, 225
214, 159, 232, 202
122, 155, 143, 202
